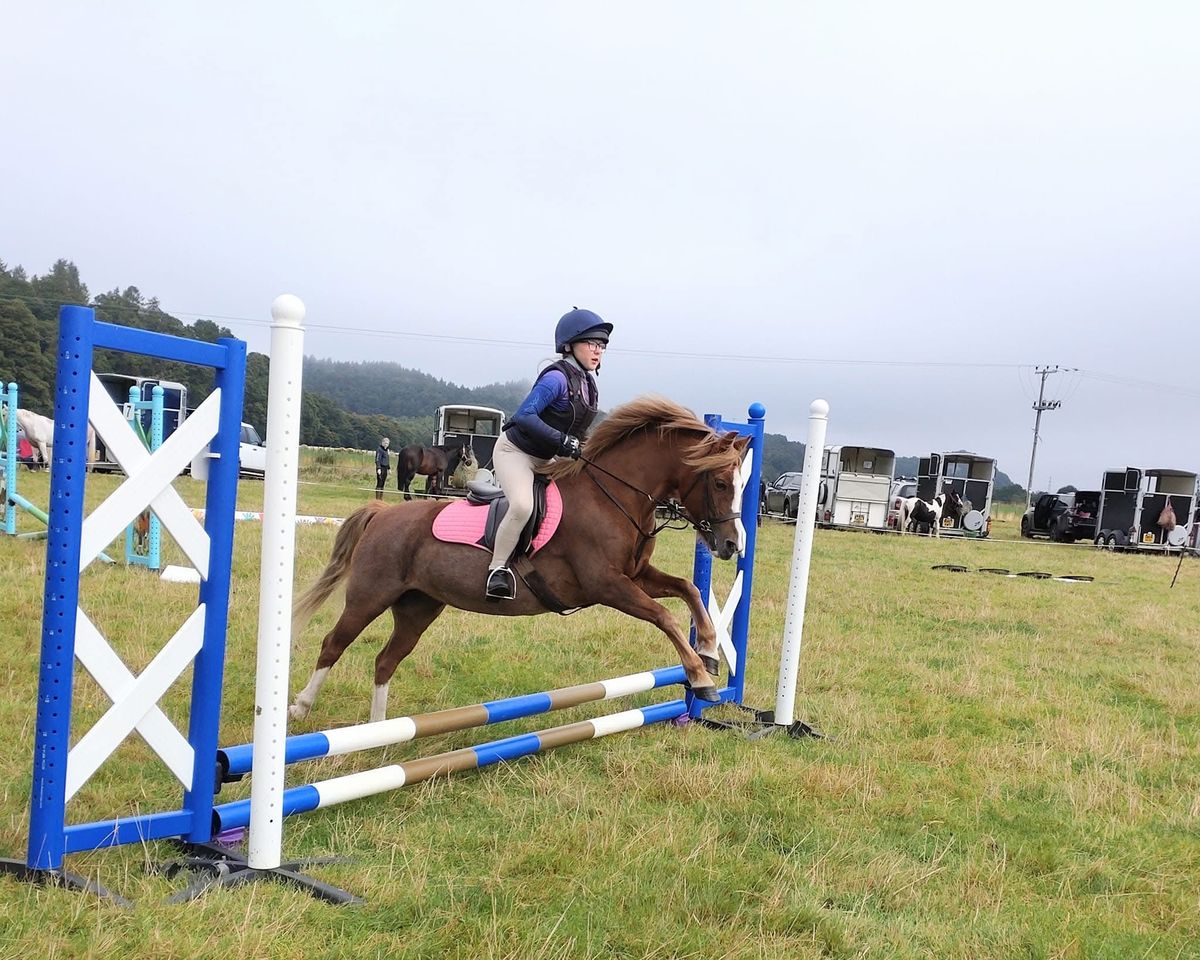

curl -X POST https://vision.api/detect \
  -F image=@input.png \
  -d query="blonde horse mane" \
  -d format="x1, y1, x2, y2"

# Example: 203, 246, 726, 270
544, 395, 742, 480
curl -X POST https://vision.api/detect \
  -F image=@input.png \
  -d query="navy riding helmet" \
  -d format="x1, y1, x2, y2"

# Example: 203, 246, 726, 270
554, 308, 613, 354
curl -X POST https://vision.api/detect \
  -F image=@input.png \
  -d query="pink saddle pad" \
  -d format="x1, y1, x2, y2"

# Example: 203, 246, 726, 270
431, 482, 563, 554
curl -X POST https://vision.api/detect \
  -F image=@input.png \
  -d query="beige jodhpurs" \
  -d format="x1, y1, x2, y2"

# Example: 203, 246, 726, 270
489, 431, 553, 569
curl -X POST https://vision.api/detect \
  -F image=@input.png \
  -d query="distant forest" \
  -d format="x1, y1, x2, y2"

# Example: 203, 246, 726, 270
0, 258, 529, 450
0, 257, 1020, 498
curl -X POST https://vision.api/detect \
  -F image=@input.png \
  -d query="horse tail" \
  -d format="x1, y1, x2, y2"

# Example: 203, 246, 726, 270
293, 500, 387, 626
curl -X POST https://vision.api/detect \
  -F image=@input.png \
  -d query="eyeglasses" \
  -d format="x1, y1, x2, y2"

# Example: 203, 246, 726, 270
577, 339, 607, 351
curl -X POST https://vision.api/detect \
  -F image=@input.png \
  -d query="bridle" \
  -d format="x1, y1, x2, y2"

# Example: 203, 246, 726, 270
578, 453, 741, 562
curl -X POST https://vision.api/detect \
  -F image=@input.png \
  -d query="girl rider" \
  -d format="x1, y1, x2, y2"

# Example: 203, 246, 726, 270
486, 308, 612, 600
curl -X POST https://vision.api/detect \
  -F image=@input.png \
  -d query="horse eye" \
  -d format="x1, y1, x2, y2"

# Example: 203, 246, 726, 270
715, 480, 728, 491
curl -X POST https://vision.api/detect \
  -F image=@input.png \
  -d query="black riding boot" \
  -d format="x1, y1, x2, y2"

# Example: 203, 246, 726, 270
485, 567, 516, 601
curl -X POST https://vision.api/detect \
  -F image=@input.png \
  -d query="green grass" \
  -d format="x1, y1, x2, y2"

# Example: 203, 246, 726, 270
1, 467, 1198, 959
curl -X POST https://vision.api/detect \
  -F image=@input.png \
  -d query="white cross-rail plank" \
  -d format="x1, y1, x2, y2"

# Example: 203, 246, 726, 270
82, 377, 220, 573
708, 569, 743, 672
64, 606, 206, 800
70, 609, 196, 799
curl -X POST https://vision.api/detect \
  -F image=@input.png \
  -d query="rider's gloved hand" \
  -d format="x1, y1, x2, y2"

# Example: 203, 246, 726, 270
557, 435, 582, 460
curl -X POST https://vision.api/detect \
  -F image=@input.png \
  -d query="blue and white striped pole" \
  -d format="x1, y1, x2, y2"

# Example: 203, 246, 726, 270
215, 700, 686, 831
219, 665, 686, 778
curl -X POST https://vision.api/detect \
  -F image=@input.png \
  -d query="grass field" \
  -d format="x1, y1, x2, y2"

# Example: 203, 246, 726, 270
1, 463, 1198, 959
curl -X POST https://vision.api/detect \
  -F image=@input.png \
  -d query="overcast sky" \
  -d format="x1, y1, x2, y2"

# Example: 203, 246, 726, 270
3, 2, 1197, 489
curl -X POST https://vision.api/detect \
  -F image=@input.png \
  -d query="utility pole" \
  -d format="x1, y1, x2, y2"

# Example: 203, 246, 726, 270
1024, 365, 1062, 512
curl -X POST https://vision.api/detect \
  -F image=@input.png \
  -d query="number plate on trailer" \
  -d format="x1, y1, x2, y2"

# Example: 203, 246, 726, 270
852, 514, 865, 525
1143, 533, 1155, 543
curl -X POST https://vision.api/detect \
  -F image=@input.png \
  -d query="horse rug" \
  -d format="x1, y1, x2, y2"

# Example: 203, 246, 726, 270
432, 479, 563, 556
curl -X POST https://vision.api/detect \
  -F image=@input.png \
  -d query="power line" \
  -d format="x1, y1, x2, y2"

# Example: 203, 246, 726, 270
7, 291, 1200, 398
1, 292, 1024, 369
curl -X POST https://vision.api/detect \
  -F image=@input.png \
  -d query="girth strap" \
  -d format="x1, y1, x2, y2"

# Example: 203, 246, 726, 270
512, 555, 579, 616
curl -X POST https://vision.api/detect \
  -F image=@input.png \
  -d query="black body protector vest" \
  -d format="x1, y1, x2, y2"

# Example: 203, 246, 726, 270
539, 359, 598, 440
505, 359, 599, 459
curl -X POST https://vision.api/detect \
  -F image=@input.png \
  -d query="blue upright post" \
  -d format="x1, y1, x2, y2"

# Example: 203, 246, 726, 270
26, 305, 95, 871
690, 541, 713, 632
687, 403, 766, 717
728, 402, 766, 704
184, 338, 245, 842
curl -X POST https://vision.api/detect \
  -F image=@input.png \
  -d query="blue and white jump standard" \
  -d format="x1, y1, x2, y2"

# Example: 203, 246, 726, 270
0, 304, 246, 903
124, 384, 165, 570
1, 382, 51, 538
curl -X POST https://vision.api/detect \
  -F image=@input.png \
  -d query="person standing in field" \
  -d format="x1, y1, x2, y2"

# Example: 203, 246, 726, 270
375, 437, 391, 499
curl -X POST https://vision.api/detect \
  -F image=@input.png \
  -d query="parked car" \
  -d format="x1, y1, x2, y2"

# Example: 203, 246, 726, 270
765, 472, 804, 518
239, 422, 267, 477
1021, 491, 1100, 543
886, 477, 917, 530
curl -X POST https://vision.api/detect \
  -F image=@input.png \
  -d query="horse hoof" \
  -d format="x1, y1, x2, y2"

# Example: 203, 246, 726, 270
699, 655, 720, 678
287, 703, 309, 721
685, 682, 721, 703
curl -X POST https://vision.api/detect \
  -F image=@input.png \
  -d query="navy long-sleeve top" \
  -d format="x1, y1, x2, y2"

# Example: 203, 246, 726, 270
507, 365, 595, 454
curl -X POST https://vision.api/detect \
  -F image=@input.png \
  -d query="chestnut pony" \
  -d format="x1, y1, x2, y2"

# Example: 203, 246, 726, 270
290, 397, 750, 722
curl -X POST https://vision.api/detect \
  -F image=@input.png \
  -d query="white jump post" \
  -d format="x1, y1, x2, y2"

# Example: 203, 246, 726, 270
247, 295, 307, 871
774, 399, 828, 732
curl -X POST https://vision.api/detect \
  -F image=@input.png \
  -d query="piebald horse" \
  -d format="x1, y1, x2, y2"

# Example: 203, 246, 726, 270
15, 409, 96, 472
898, 490, 965, 538
290, 396, 750, 723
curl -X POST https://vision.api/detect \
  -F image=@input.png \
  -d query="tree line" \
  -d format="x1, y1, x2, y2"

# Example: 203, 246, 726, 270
0, 258, 529, 451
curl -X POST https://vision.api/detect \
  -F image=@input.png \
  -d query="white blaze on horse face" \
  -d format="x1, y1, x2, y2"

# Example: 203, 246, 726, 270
731, 447, 751, 556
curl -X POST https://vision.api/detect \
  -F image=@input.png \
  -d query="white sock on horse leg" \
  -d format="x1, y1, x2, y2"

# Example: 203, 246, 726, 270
370, 683, 388, 723
289, 666, 330, 720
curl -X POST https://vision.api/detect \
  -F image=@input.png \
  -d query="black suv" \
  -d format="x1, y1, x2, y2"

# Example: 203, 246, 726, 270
1021, 491, 1100, 542
765, 472, 803, 518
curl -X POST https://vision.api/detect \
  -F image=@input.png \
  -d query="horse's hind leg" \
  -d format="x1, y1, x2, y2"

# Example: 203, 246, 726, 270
290, 597, 392, 720
370, 591, 446, 722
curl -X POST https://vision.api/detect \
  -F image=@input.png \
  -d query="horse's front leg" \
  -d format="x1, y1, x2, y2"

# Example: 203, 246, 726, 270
595, 574, 719, 701
635, 564, 721, 679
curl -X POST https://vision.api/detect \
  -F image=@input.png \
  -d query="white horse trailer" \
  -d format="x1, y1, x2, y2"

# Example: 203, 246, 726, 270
916, 451, 995, 537
434, 404, 505, 491
817, 445, 895, 530
1094, 467, 1196, 551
